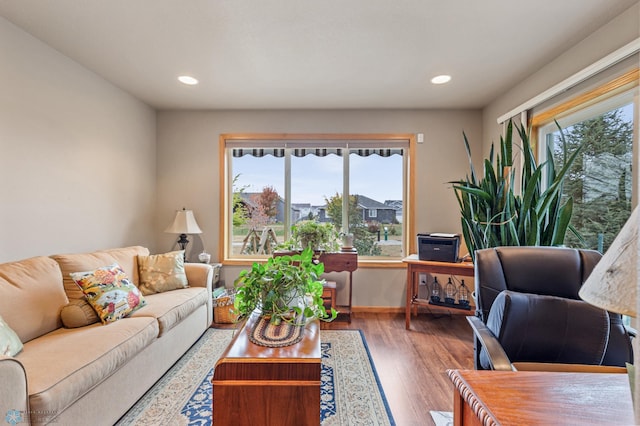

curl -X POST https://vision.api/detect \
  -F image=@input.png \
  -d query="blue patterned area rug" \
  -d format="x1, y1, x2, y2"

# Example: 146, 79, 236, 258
116, 328, 395, 425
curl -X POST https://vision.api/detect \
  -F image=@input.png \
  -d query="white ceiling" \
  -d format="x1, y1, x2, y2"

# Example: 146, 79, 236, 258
1, 0, 637, 110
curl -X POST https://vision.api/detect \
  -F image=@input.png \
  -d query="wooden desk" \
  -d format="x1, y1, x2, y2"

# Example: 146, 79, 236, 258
403, 254, 474, 330
275, 250, 358, 322
212, 314, 321, 425
447, 369, 634, 426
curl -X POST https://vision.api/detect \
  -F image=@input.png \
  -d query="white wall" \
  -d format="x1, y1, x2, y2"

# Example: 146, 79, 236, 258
0, 17, 157, 262
156, 109, 483, 307
483, 2, 640, 150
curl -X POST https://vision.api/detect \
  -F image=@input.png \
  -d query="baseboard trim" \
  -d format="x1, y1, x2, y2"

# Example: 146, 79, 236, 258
351, 306, 474, 315
351, 306, 405, 314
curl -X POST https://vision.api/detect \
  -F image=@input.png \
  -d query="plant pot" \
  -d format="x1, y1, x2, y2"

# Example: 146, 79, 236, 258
300, 237, 313, 251
341, 233, 354, 249
260, 288, 304, 325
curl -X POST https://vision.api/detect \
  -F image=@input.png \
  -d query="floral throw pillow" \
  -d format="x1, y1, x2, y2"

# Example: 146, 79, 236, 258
0, 314, 23, 356
70, 263, 147, 324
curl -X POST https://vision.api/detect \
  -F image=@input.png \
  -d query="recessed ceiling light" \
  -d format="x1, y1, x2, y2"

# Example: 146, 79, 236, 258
431, 75, 452, 85
178, 75, 199, 85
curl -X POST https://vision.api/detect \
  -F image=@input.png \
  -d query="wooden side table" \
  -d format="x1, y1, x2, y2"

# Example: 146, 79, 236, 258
447, 369, 634, 425
317, 251, 357, 322
208, 262, 222, 286
403, 254, 474, 329
212, 314, 321, 425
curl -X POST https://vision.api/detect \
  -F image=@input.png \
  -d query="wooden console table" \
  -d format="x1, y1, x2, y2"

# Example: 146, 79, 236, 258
212, 314, 321, 425
274, 250, 358, 322
447, 369, 634, 425
403, 254, 474, 329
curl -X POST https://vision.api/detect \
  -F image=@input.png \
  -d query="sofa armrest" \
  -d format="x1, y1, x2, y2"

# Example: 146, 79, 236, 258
466, 316, 514, 371
185, 263, 213, 325
185, 263, 213, 290
0, 356, 29, 423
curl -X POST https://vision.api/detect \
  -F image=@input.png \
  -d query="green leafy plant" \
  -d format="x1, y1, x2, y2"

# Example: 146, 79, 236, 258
279, 220, 340, 252
233, 247, 338, 325
451, 120, 583, 262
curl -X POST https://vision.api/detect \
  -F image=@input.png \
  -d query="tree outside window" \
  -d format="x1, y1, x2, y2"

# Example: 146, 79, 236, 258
544, 103, 634, 252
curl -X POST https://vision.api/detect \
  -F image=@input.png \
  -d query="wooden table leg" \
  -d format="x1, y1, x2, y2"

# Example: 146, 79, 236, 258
405, 265, 413, 330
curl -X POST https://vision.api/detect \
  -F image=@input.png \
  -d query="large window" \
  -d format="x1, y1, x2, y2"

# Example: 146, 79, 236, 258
534, 72, 638, 252
221, 134, 412, 263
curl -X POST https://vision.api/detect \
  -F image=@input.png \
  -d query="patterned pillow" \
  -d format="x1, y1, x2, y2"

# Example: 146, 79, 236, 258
70, 263, 147, 324
0, 314, 23, 356
137, 250, 188, 295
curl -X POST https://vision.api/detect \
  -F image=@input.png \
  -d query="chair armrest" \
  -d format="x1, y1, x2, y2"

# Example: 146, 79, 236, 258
512, 362, 627, 373
466, 316, 515, 371
625, 325, 637, 339
0, 356, 29, 421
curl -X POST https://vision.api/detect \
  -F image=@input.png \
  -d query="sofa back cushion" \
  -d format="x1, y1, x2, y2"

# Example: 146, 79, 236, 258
51, 246, 150, 300
0, 256, 68, 343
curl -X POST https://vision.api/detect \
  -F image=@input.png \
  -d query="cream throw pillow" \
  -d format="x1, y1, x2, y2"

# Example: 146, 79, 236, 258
137, 251, 188, 295
0, 314, 23, 356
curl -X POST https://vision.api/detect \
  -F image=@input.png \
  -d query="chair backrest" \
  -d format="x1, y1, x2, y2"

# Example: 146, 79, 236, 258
481, 290, 610, 369
474, 246, 602, 322
474, 246, 632, 368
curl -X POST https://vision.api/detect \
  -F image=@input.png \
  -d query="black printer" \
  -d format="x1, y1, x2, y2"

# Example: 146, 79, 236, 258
417, 233, 460, 262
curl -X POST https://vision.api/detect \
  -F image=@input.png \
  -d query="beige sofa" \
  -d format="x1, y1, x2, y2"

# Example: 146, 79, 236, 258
0, 246, 213, 425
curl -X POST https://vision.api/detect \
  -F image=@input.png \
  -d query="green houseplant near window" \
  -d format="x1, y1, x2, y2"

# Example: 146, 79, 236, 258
451, 120, 583, 262
233, 247, 338, 325
279, 220, 341, 252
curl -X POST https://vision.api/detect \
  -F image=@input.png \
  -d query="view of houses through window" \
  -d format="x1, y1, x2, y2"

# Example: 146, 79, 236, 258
226, 139, 407, 259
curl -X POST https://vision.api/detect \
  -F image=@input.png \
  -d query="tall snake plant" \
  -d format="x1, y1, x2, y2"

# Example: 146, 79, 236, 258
451, 120, 582, 262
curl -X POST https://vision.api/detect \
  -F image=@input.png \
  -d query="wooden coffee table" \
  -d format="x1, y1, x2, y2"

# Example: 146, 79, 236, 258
212, 313, 321, 425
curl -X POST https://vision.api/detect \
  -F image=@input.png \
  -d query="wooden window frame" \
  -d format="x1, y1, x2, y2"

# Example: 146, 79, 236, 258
218, 133, 416, 268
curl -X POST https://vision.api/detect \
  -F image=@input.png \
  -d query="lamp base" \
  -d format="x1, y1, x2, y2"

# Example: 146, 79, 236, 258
177, 234, 189, 262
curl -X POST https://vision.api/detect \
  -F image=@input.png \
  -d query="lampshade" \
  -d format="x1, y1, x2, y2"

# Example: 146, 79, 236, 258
164, 209, 202, 235
578, 206, 638, 317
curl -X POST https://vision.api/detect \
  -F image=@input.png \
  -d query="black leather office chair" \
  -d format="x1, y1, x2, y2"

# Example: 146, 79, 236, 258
468, 246, 633, 370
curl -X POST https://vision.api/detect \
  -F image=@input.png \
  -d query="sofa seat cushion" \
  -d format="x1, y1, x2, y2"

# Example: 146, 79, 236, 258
130, 287, 209, 336
51, 246, 150, 300
17, 317, 158, 420
0, 256, 68, 343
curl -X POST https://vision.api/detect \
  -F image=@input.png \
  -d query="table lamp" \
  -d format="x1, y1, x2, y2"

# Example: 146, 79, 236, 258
578, 205, 637, 317
578, 205, 638, 422
164, 208, 202, 261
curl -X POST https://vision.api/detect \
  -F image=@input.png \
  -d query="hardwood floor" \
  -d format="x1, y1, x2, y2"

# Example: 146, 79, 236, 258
323, 311, 475, 426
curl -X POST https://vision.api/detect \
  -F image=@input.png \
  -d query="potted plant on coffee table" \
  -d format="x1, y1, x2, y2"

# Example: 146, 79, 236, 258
233, 247, 338, 326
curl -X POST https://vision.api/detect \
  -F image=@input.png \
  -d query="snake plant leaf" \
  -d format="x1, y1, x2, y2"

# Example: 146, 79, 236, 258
501, 119, 514, 168
551, 197, 573, 246
452, 184, 493, 202
462, 132, 477, 184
